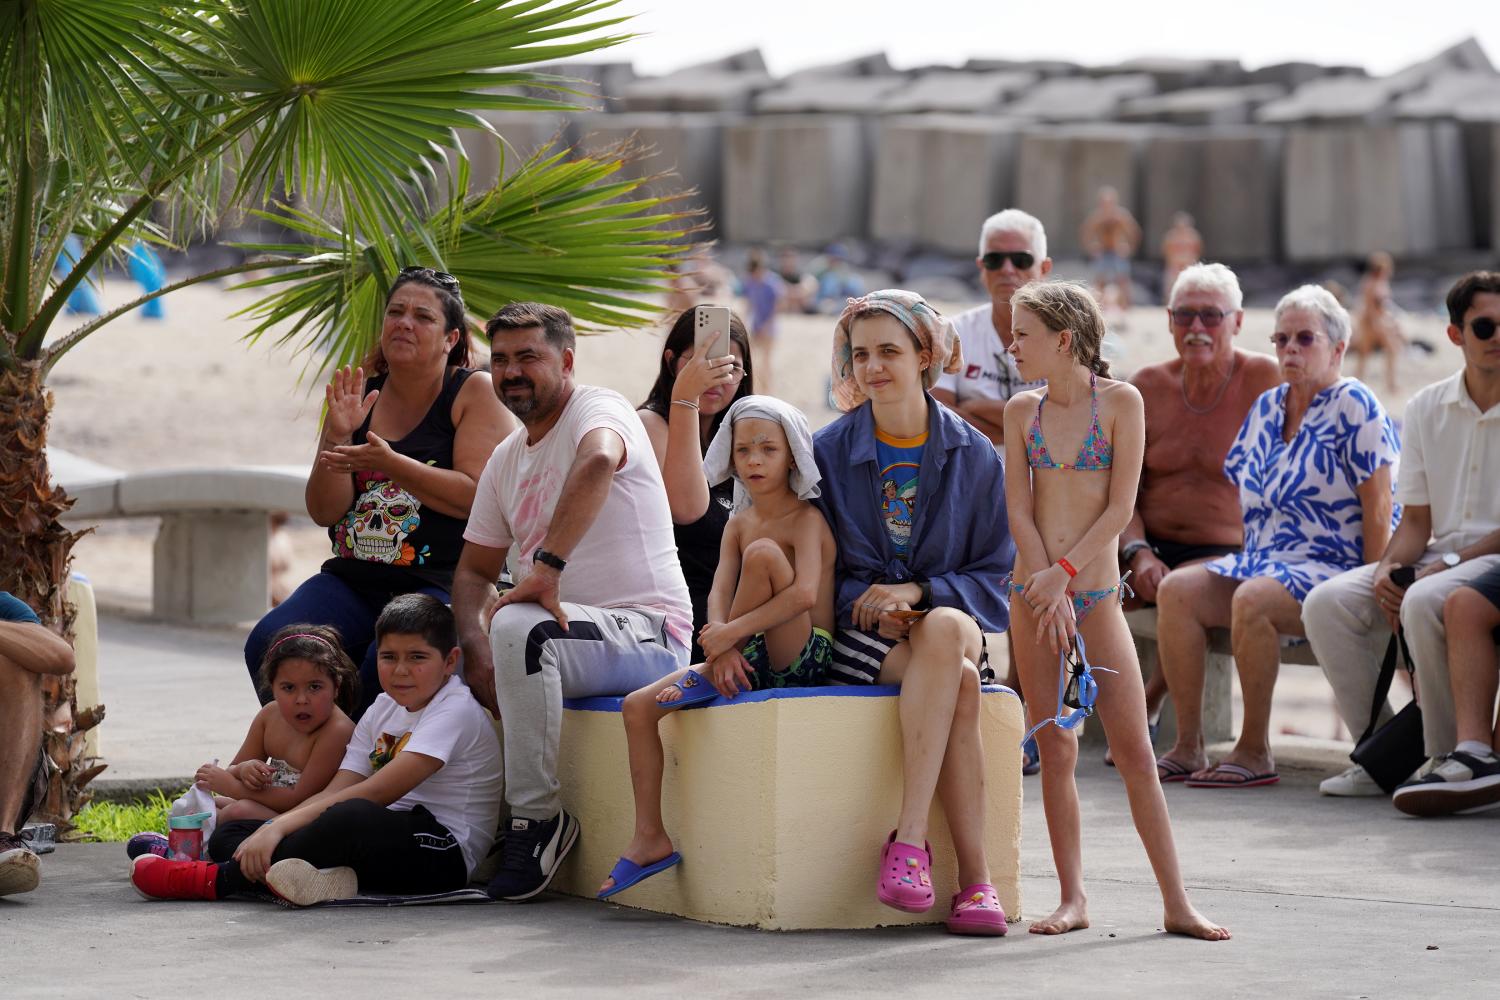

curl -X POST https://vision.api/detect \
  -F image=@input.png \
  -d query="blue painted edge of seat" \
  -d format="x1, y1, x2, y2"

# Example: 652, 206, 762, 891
564, 683, 1019, 713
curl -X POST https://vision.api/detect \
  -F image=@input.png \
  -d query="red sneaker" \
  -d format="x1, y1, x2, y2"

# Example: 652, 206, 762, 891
130, 855, 218, 901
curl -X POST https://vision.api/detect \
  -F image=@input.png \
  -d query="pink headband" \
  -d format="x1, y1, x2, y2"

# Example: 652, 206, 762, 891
268, 632, 339, 657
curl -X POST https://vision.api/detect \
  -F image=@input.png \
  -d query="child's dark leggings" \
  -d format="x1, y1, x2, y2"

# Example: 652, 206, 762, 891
206, 799, 468, 898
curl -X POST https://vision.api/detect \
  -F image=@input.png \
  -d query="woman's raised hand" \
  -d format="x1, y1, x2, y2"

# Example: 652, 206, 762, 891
323, 365, 379, 444
670, 347, 739, 405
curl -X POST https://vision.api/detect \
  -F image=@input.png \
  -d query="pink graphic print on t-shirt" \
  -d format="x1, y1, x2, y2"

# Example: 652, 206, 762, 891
510, 465, 564, 570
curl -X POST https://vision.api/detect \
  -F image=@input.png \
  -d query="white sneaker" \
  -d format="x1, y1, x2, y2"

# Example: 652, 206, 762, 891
1319, 764, 1385, 797
264, 858, 357, 906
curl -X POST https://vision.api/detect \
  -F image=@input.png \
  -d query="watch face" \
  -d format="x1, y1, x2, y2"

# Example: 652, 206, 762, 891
1444, 553, 1460, 567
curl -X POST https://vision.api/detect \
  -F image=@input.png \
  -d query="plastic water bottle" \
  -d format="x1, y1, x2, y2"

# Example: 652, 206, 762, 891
167, 812, 212, 861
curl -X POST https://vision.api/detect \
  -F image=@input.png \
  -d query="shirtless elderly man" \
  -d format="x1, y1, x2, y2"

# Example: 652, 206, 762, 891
932, 208, 1051, 447
1118, 264, 1280, 726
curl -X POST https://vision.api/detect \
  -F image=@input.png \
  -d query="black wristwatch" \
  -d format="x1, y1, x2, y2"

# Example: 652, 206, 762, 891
533, 549, 567, 573
915, 581, 932, 610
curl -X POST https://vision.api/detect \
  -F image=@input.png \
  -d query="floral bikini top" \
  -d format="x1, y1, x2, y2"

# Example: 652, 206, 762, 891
1026, 372, 1113, 471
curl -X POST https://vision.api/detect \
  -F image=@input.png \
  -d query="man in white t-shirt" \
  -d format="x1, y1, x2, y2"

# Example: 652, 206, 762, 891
452, 302, 692, 901
931, 208, 1052, 448
1305, 271, 1500, 797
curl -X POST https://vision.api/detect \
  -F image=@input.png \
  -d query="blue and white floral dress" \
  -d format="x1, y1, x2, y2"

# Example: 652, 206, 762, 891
1206, 377, 1399, 601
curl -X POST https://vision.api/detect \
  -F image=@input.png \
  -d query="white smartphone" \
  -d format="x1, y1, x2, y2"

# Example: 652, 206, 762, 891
693, 304, 732, 359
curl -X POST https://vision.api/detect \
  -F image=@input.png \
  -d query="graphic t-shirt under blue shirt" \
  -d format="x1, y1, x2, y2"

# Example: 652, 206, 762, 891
875, 429, 926, 557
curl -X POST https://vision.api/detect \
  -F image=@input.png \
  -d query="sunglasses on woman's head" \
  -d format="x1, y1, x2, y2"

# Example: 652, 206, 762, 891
980, 251, 1036, 271
1170, 307, 1227, 329
1270, 330, 1324, 349
1468, 317, 1498, 341
397, 265, 460, 291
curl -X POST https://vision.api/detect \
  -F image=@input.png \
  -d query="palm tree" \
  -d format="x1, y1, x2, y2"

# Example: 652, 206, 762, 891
1, 0, 698, 823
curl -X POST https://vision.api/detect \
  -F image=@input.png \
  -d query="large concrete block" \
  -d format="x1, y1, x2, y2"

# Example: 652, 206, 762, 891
1282, 123, 1475, 260
553, 686, 1024, 929
520, 61, 636, 103
1393, 70, 1500, 118
568, 112, 732, 228
1257, 77, 1402, 122
871, 115, 1020, 253
1142, 127, 1282, 261
785, 52, 893, 80
1004, 75, 1156, 122
621, 70, 775, 113
1014, 125, 1150, 258
881, 71, 1037, 114
1097, 58, 1247, 92
153, 511, 270, 624
1119, 85, 1286, 126
722, 115, 870, 243
755, 77, 906, 114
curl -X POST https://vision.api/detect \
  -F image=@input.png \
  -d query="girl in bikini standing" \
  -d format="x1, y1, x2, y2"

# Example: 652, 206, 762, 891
1001, 281, 1228, 941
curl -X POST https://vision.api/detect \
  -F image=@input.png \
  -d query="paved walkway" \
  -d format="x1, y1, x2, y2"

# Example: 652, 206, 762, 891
8, 612, 1493, 997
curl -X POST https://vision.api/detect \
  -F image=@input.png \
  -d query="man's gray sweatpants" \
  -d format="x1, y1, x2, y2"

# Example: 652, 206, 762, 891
489, 602, 687, 820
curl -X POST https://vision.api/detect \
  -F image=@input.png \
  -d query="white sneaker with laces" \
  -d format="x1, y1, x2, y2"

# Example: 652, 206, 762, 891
1319, 764, 1385, 797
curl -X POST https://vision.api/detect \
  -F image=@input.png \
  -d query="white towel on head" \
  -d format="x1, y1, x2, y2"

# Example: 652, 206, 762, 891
701, 395, 821, 512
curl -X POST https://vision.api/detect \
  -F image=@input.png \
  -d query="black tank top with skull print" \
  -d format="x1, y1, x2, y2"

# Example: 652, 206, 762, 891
321, 367, 476, 600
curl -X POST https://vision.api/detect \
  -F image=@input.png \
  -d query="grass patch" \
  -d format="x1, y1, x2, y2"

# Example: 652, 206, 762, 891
72, 790, 181, 843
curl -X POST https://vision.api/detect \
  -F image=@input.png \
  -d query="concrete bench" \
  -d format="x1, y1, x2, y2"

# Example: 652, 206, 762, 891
52, 447, 307, 624
552, 685, 1024, 930
1095, 606, 1320, 746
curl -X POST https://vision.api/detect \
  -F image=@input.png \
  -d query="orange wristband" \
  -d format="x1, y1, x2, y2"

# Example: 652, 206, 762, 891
1058, 558, 1078, 578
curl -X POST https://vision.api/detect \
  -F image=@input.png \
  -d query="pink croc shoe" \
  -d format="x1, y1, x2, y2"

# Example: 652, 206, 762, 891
945, 883, 1008, 936
876, 832, 934, 913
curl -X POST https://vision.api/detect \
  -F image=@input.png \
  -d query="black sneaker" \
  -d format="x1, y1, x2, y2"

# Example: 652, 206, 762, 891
486, 809, 579, 901
0, 832, 40, 897
1392, 750, 1500, 817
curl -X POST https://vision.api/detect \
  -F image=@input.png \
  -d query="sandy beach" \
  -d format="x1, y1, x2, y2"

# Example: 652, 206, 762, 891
48, 273, 1459, 739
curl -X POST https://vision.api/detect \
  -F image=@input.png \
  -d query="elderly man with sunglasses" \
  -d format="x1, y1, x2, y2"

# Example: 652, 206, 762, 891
1111, 264, 1280, 749
931, 208, 1052, 447
1305, 271, 1500, 798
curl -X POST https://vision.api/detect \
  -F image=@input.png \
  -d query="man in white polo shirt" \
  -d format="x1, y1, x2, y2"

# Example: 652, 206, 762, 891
452, 302, 692, 900
931, 208, 1051, 447
1305, 271, 1500, 796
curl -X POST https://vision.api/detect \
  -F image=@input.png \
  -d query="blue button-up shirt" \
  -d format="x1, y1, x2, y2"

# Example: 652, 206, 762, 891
812, 397, 1015, 633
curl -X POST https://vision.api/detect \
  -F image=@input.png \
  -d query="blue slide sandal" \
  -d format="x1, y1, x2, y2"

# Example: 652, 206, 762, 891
659, 670, 719, 710
597, 852, 682, 899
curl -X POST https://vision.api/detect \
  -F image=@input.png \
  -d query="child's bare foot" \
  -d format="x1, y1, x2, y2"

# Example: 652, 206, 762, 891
1164, 904, 1231, 940
1029, 898, 1089, 934
597, 831, 676, 895
656, 684, 683, 705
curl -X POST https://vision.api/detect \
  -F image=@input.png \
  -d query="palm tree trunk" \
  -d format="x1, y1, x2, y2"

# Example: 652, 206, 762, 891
0, 357, 105, 826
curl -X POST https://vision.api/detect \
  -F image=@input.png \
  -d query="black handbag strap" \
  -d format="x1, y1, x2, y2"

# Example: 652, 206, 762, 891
1356, 631, 1417, 745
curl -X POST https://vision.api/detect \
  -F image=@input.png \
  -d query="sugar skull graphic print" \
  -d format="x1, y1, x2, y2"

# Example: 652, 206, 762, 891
333, 471, 433, 567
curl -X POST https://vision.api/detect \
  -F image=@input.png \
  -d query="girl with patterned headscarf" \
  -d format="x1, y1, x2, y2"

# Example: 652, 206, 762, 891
809, 289, 1015, 937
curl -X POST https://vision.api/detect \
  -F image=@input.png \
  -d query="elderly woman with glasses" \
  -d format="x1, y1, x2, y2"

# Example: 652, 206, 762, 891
244, 267, 517, 717
1153, 285, 1399, 789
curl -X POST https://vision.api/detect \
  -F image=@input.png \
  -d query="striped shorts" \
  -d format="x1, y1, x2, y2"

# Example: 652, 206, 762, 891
829, 619, 992, 686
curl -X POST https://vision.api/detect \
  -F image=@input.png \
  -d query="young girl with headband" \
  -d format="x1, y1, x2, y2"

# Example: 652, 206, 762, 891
127, 625, 357, 858
1001, 280, 1228, 940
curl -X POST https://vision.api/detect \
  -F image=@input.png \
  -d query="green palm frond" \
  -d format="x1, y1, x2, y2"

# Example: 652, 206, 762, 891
229, 139, 705, 380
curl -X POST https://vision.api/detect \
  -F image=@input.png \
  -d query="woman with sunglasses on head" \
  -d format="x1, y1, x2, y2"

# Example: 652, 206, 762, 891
245, 267, 518, 718
1154, 284, 1399, 790
637, 307, 754, 659
1002, 280, 1227, 941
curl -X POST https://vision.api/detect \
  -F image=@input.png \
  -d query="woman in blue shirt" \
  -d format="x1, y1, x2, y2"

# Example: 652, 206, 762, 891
813, 290, 1015, 936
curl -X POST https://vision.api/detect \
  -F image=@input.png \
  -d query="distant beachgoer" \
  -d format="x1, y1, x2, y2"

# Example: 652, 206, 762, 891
126, 241, 167, 319
244, 267, 517, 719
741, 249, 785, 392
813, 243, 865, 313
1080, 187, 1142, 309
667, 254, 735, 315
1352, 251, 1405, 394
638, 307, 754, 660
55, 234, 101, 315
1159, 212, 1203, 305
931, 208, 1051, 449
268, 512, 295, 607
776, 247, 818, 314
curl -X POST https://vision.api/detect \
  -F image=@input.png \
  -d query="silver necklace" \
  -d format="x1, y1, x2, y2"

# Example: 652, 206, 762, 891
1180, 358, 1236, 415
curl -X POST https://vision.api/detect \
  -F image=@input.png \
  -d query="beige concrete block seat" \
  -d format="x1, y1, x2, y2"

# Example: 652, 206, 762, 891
553, 684, 1024, 930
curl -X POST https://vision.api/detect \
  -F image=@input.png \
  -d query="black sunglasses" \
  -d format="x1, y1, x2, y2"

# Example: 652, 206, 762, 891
1171, 307, 1228, 329
1270, 330, 1325, 349
980, 251, 1036, 271
1468, 317, 1497, 341
397, 265, 460, 291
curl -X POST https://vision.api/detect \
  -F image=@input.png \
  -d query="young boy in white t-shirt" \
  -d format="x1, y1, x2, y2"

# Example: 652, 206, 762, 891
131, 594, 503, 906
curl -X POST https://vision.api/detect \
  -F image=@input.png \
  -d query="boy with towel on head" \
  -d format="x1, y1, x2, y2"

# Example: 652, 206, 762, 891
596, 396, 836, 898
